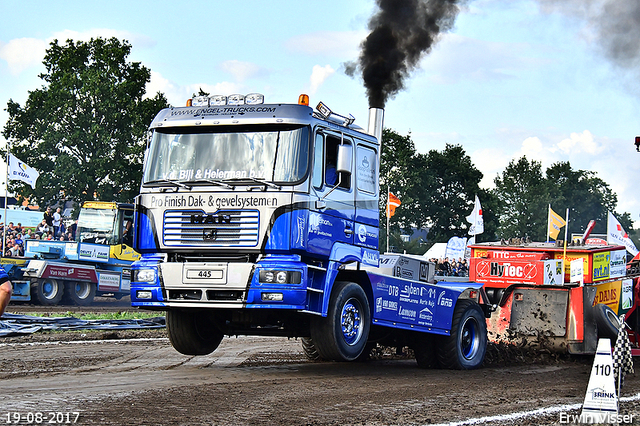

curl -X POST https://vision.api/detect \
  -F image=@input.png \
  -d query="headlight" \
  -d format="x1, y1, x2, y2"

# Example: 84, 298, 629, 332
133, 268, 157, 283
258, 270, 301, 284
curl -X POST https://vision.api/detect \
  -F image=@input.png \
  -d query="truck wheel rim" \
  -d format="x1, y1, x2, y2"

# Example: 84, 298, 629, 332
43, 281, 57, 299
341, 297, 362, 346
75, 282, 91, 299
460, 316, 480, 360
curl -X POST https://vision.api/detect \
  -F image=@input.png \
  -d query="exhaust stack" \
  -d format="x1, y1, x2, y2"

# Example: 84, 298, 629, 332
368, 108, 384, 143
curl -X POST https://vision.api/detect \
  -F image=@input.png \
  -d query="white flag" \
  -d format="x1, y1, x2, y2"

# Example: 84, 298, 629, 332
466, 195, 484, 235
607, 211, 639, 256
7, 154, 40, 189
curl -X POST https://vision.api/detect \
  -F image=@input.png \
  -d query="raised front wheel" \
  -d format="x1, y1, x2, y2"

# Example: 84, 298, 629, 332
437, 299, 487, 370
311, 281, 370, 361
166, 310, 224, 356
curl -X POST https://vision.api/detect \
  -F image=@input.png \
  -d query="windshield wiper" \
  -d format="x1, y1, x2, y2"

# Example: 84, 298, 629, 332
146, 179, 193, 191
186, 179, 235, 190
225, 177, 282, 190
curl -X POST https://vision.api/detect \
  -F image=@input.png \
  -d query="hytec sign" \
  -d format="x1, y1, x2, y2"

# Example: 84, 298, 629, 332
470, 257, 564, 286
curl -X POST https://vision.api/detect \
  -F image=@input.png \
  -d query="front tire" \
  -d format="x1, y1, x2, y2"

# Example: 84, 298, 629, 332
437, 299, 487, 370
311, 281, 370, 361
301, 337, 322, 361
166, 310, 224, 356
33, 279, 64, 305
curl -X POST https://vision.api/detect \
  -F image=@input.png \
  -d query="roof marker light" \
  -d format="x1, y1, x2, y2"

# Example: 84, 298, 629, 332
245, 93, 264, 105
210, 95, 227, 106
191, 96, 209, 106
228, 94, 245, 105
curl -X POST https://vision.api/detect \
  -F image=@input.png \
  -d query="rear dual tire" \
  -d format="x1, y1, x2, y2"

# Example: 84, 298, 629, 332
437, 299, 487, 370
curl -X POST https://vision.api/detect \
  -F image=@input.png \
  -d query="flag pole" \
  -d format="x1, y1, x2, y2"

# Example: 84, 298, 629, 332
546, 204, 551, 243
386, 184, 390, 253
562, 208, 569, 270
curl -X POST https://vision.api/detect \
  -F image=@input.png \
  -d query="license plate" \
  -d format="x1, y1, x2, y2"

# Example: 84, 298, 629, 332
186, 269, 223, 279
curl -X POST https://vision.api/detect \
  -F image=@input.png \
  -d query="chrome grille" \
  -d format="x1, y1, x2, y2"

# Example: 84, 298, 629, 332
163, 209, 259, 246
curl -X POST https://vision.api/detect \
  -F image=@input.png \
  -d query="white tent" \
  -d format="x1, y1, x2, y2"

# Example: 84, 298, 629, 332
423, 243, 447, 260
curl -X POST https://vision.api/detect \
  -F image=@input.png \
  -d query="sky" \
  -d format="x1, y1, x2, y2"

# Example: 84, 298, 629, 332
1, 0, 639, 227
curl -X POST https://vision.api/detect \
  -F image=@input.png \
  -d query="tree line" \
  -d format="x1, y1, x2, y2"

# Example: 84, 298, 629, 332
381, 127, 637, 253
2, 37, 635, 250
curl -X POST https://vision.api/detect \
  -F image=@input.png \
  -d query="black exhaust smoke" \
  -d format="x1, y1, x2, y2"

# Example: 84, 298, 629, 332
536, 0, 640, 70
346, 0, 467, 108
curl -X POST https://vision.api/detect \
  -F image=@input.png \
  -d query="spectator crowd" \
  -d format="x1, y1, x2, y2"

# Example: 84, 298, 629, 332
2, 206, 77, 258
430, 257, 469, 277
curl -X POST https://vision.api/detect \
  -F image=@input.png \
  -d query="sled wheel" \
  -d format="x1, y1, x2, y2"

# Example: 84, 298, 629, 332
594, 304, 622, 340
412, 334, 441, 369
166, 310, 224, 356
301, 337, 322, 361
311, 281, 370, 361
34, 279, 64, 305
63, 281, 96, 306
437, 299, 487, 370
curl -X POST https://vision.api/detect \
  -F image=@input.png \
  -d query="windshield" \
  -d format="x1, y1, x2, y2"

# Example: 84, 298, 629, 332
143, 124, 310, 184
77, 208, 117, 245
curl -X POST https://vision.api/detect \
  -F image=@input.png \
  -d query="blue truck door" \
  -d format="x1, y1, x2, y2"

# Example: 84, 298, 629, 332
307, 131, 355, 258
353, 143, 379, 261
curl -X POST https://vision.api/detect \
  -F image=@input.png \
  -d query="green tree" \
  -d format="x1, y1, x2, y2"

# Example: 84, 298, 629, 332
379, 129, 494, 250
493, 157, 551, 241
379, 128, 428, 253
2, 37, 169, 207
422, 144, 487, 242
545, 161, 618, 235
493, 157, 631, 242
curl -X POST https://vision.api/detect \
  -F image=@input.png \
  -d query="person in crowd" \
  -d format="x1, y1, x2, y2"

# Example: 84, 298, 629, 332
53, 207, 62, 237
68, 219, 78, 241
37, 220, 49, 236
43, 207, 54, 228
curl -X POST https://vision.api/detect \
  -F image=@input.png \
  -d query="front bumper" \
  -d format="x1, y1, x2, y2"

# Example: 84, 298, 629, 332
130, 255, 314, 310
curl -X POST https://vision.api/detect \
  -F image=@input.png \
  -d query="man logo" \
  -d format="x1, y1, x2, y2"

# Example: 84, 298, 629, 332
203, 228, 218, 241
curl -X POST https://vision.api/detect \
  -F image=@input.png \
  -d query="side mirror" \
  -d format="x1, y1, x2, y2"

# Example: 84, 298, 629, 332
336, 144, 352, 173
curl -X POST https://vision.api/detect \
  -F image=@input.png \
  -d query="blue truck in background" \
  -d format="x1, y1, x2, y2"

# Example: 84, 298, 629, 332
130, 94, 492, 368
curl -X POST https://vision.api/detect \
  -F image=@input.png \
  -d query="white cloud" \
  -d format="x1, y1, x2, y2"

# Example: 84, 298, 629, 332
220, 60, 266, 83
0, 38, 47, 75
521, 136, 544, 155
0, 29, 155, 76
556, 130, 601, 154
308, 64, 335, 95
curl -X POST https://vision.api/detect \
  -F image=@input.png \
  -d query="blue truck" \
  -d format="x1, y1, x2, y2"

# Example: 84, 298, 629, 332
130, 94, 492, 368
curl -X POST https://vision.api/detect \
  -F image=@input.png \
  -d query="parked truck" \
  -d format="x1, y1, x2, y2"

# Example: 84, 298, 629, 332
8, 201, 138, 305
130, 93, 492, 368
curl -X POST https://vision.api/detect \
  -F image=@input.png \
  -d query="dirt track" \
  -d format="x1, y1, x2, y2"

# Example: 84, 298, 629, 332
2, 302, 640, 425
